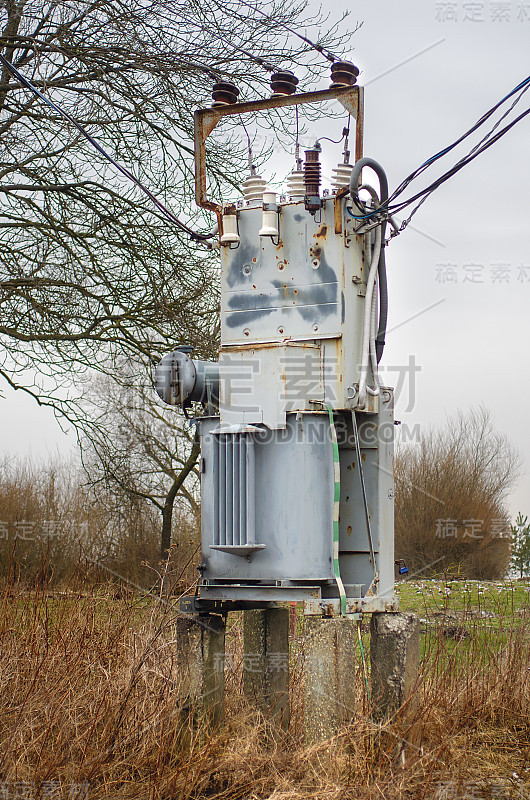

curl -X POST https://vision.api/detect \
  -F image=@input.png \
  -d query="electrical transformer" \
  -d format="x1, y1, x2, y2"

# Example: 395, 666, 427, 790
155, 82, 398, 615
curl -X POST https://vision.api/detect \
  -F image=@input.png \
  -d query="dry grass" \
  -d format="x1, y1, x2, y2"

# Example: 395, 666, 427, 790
0, 585, 529, 799
0, 454, 200, 591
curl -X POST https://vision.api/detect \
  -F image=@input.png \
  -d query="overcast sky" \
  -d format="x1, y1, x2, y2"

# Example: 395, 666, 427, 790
2, 0, 529, 516
327, 0, 530, 516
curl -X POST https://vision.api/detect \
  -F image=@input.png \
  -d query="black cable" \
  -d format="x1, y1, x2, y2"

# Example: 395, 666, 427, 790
348, 77, 530, 230
387, 74, 530, 207
0, 53, 214, 242
382, 102, 529, 237
348, 159, 389, 363
389, 104, 530, 217
388, 105, 530, 236
229, 0, 339, 63
466, 79, 530, 159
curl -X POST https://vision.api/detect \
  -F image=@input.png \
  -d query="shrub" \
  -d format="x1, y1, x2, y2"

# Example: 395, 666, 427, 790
0, 455, 199, 590
394, 408, 520, 579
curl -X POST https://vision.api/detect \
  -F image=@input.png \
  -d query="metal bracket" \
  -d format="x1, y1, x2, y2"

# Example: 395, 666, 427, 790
194, 85, 364, 231
180, 596, 282, 615
304, 597, 399, 616
209, 543, 266, 558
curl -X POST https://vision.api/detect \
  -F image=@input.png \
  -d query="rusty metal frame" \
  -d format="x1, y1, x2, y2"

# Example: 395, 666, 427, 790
303, 596, 399, 616
194, 85, 364, 227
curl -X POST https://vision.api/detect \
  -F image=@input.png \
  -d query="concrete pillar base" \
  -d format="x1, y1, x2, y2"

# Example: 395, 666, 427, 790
369, 612, 420, 722
243, 608, 290, 730
370, 612, 420, 759
174, 613, 226, 727
303, 616, 356, 744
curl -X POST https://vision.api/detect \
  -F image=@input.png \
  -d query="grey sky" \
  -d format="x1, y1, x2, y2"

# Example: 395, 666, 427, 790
332, 0, 529, 515
2, 0, 529, 517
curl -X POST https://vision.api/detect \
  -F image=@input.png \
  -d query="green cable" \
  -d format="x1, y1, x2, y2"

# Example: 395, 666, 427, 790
357, 621, 371, 703
325, 404, 347, 616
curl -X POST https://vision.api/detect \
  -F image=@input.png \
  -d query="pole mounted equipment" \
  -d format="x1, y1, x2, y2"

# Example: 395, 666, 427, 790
1, 44, 524, 619
158, 81, 398, 618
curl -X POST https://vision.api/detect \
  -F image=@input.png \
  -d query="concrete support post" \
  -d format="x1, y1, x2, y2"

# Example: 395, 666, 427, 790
243, 608, 290, 730
369, 612, 420, 724
175, 614, 226, 726
303, 616, 356, 743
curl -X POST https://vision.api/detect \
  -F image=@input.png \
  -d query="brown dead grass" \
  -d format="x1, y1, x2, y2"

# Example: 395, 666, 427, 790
0, 585, 529, 799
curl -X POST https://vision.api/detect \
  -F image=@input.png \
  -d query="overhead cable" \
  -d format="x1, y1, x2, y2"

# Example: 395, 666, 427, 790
0, 52, 213, 242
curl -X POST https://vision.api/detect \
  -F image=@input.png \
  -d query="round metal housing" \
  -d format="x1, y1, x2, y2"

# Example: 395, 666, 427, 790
154, 350, 219, 408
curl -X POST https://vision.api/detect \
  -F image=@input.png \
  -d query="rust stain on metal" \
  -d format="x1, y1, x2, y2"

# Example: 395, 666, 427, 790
199, 86, 360, 134
220, 340, 319, 354
334, 187, 349, 234
314, 224, 328, 239
334, 197, 342, 235
194, 112, 223, 226
355, 89, 364, 163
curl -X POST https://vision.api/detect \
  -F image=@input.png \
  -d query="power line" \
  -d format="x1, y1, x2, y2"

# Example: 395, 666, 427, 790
0, 53, 214, 242
348, 74, 530, 235
229, 0, 340, 63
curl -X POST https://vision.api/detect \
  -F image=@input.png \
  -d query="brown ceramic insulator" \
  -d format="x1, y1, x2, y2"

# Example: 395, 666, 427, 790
270, 70, 299, 97
211, 81, 240, 107
330, 61, 359, 88
304, 149, 321, 197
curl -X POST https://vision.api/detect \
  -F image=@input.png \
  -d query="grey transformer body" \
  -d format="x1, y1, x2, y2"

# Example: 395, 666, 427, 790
198, 404, 395, 611
155, 189, 397, 614
154, 85, 398, 615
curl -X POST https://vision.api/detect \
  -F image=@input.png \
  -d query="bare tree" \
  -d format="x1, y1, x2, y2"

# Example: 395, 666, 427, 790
80, 365, 201, 562
394, 407, 521, 580
0, 0, 354, 420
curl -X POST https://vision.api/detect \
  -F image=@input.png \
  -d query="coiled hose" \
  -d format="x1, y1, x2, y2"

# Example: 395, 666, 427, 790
349, 158, 389, 364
